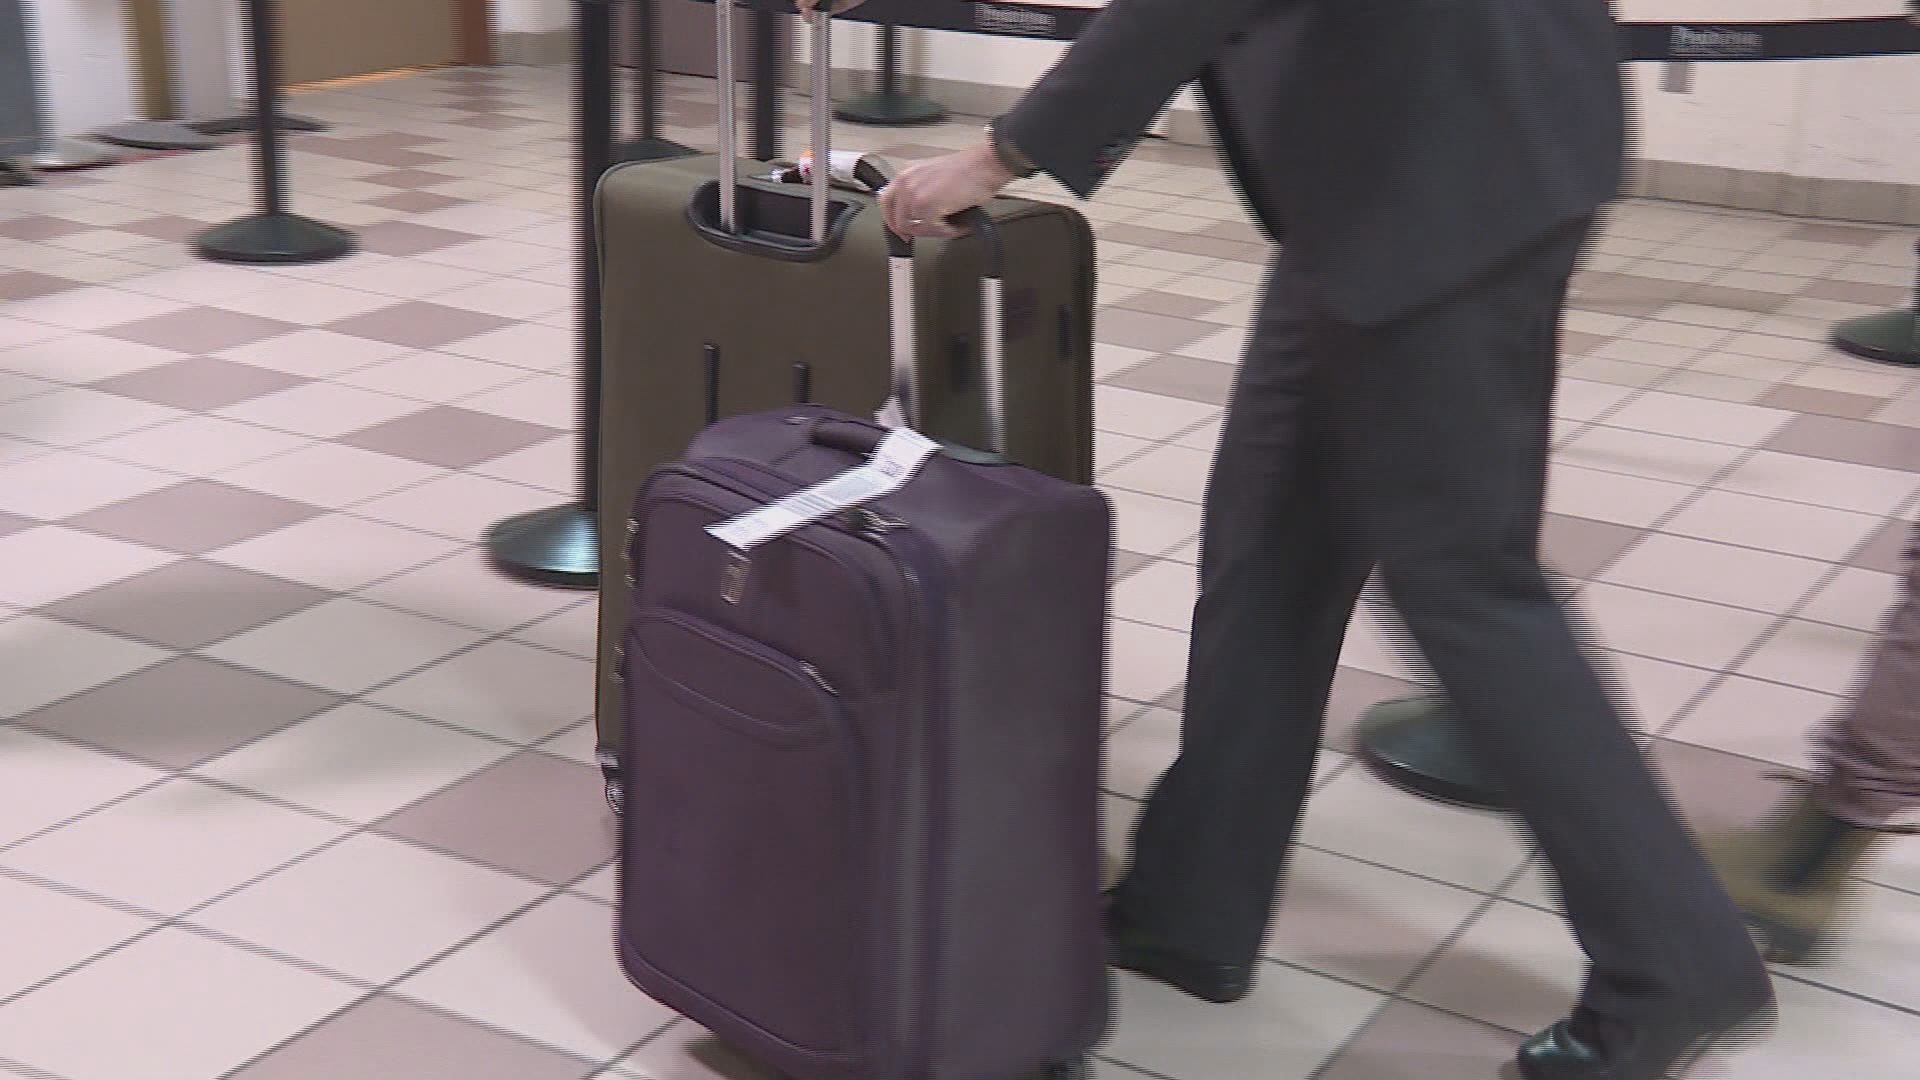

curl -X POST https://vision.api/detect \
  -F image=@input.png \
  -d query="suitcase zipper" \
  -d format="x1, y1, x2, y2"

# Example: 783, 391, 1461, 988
799, 661, 837, 697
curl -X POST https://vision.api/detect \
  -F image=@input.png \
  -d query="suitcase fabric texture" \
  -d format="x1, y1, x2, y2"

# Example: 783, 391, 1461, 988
591, 4, 1096, 806
613, 210, 1112, 1080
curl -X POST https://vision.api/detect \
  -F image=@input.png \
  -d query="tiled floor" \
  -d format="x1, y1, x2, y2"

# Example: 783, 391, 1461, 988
3, 62, 1920, 1080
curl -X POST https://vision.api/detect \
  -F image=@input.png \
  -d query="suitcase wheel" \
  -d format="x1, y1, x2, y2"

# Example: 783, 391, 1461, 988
1041, 1057, 1092, 1080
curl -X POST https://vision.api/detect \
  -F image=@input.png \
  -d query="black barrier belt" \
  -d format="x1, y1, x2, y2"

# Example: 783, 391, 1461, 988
718, 1, 1919, 60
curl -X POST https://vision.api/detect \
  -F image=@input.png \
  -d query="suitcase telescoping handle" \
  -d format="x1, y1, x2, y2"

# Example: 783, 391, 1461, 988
885, 209, 1009, 457
714, 0, 832, 244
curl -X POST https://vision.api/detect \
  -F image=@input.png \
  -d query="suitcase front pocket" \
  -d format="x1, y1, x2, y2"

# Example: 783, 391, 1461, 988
618, 609, 870, 1071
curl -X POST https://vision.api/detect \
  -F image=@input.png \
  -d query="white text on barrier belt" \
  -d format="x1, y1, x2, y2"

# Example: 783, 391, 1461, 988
706, 428, 941, 552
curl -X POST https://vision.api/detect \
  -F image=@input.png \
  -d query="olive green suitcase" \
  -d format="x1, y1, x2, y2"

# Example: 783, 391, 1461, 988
591, 5, 1096, 810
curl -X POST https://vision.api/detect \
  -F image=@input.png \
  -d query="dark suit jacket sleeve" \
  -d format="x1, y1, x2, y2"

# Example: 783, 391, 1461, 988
997, 0, 1281, 197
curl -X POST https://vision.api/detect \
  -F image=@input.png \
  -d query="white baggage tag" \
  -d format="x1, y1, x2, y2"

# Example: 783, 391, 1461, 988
707, 427, 940, 552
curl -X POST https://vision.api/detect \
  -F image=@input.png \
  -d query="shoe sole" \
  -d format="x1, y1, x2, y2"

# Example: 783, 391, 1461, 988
1109, 956, 1251, 1005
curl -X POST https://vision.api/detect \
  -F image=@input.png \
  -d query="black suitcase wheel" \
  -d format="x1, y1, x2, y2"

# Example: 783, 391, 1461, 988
1041, 1056, 1092, 1080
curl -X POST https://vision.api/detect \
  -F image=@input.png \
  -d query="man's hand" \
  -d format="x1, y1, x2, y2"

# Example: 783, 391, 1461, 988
879, 141, 1015, 240
795, 0, 867, 20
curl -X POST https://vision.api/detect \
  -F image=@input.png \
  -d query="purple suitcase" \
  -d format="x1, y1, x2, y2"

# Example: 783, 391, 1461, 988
614, 215, 1111, 1080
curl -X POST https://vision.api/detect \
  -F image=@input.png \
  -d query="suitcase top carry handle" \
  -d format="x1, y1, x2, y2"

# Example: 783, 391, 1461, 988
885, 208, 1011, 458
712, 0, 832, 244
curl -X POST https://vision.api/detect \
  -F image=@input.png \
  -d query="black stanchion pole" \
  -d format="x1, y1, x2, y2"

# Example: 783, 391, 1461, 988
616, 0, 696, 163
482, 0, 612, 590
834, 23, 946, 127
1832, 237, 1920, 368
749, 7, 781, 161
196, 0, 355, 264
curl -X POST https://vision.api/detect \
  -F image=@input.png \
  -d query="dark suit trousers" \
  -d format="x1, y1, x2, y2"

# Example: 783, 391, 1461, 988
1119, 219, 1766, 1023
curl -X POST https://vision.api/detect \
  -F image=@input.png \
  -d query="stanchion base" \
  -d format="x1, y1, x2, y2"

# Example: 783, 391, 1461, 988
1831, 309, 1920, 368
95, 121, 225, 152
32, 138, 125, 171
834, 93, 947, 127
196, 213, 358, 265
484, 503, 599, 591
1358, 695, 1511, 811
191, 113, 329, 136
615, 137, 698, 164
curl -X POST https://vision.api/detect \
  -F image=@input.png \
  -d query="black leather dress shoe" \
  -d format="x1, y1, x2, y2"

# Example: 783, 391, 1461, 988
1103, 897, 1254, 1004
1517, 1001, 1776, 1080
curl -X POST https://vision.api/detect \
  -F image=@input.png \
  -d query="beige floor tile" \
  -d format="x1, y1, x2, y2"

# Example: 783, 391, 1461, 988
0, 778, 345, 916
395, 894, 676, 1061
1102, 964, 1382, 1080
0, 928, 361, 1080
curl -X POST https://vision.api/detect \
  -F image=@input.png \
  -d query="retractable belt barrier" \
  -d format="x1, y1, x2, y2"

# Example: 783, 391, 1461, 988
720, 0, 1920, 61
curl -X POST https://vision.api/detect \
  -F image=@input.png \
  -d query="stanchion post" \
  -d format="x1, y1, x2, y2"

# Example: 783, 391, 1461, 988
749, 6, 780, 161
834, 23, 946, 127
616, 0, 696, 163
1831, 236, 1920, 368
482, 0, 613, 589
195, 0, 354, 264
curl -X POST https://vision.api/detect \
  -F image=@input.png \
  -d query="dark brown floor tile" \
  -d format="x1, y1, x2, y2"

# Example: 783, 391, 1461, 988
70, 481, 323, 555
875, 142, 950, 161
1680, 284, 1792, 315
1787, 223, 1892, 247
369, 191, 467, 214
378, 751, 616, 885
1112, 550, 1152, 584
1103, 353, 1235, 407
451, 114, 538, 131
1562, 330, 1610, 356
1094, 307, 1218, 353
1802, 278, 1910, 308
93, 357, 308, 411
1764, 414, 1920, 472
0, 270, 81, 301
105, 308, 297, 355
119, 215, 207, 242
1757, 383, 1887, 420
354, 221, 481, 257
350, 132, 443, 150
302, 139, 446, 168
363, 168, 462, 190
1543, 513, 1646, 579
340, 406, 562, 469
1115, 290, 1225, 320
1646, 737, 1791, 835
326, 302, 511, 350
1317, 1000, 1520, 1080
1852, 517, 1915, 576
22, 654, 341, 770
45, 558, 333, 650
0, 216, 86, 242
230, 995, 593, 1080
1569, 273, 1686, 318
1201, 220, 1267, 245
1326, 667, 1422, 754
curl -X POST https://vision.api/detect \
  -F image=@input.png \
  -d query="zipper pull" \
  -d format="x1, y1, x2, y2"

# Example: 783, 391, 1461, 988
800, 662, 837, 697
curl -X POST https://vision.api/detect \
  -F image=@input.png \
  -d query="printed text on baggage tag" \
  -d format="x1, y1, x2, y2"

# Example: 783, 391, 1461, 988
706, 428, 940, 552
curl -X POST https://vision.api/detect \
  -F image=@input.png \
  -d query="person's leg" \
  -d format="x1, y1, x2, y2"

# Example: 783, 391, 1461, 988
1819, 519, 1920, 825
1313, 219, 1769, 1075
1111, 253, 1373, 993
1706, 518, 1920, 962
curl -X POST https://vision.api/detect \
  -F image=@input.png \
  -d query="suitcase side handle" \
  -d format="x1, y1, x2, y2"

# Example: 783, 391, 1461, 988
885, 209, 1009, 457
707, 0, 833, 246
